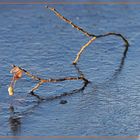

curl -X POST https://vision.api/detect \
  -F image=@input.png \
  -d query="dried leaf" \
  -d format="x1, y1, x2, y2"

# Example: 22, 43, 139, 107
10, 66, 23, 80
13, 70, 23, 80
10, 66, 20, 74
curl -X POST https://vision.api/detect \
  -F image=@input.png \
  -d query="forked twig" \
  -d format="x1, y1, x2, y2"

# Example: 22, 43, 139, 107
46, 6, 129, 64
73, 37, 96, 64
46, 6, 95, 38
9, 65, 89, 94
8, 6, 129, 97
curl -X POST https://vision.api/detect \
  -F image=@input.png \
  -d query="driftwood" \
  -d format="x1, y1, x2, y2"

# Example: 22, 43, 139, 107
46, 6, 129, 64
8, 6, 129, 96
8, 65, 89, 95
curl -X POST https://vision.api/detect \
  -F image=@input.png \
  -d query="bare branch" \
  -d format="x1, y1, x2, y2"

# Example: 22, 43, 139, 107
30, 80, 44, 93
46, 6, 95, 37
46, 6, 129, 64
73, 37, 96, 64
96, 32, 129, 47
8, 6, 129, 96
9, 65, 89, 94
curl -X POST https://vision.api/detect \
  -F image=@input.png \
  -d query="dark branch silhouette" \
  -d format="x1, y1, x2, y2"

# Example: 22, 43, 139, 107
46, 6, 129, 64
109, 44, 128, 80
8, 106, 21, 136
8, 6, 129, 99
8, 65, 89, 95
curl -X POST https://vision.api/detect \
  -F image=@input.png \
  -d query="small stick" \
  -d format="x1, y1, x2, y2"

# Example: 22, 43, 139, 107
11, 65, 41, 81
73, 37, 96, 64
46, 6, 95, 37
46, 6, 129, 64
30, 80, 44, 93
96, 32, 129, 47
11, 65, 89, 93
46, 6, 129, 46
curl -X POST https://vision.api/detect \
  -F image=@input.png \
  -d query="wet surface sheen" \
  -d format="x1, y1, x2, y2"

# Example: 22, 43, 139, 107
0, 0, 140, 137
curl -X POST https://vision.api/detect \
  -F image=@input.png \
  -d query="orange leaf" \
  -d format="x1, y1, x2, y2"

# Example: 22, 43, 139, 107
10, 66, 20, 74
13, 70, 23, 80
10, 66, 23, 80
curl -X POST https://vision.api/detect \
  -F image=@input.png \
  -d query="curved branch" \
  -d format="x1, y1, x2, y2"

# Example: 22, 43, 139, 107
46, 6, 129, 47
96, 32, 129, 47
9, 65, 89, 94
46, 6, 129, 64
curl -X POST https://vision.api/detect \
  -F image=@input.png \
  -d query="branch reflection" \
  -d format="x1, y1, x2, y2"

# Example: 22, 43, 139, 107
111, 46, 128, 79
8, 106, 21, 136
102, 45, 129, 85
8, 46, 128, 136
8, 65, 89, 135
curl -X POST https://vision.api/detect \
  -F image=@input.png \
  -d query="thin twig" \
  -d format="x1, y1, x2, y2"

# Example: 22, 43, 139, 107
73, 37, 96, 64
46, 6, 129, 64
46, 6, 95, 37
46, 6, 129, 46
30, 80, 44, 93
30, 77, 89, 101
11, 65, 41, 81
11, 65, 89, 93
96, 32, 129, 47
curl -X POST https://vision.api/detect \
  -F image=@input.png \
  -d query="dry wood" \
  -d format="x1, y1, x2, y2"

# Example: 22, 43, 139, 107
8, 6, 129, 96
73, 37, 96, 64
46, 6, 129, 64
46, 6, 95, 37
10, 65, 89, 93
